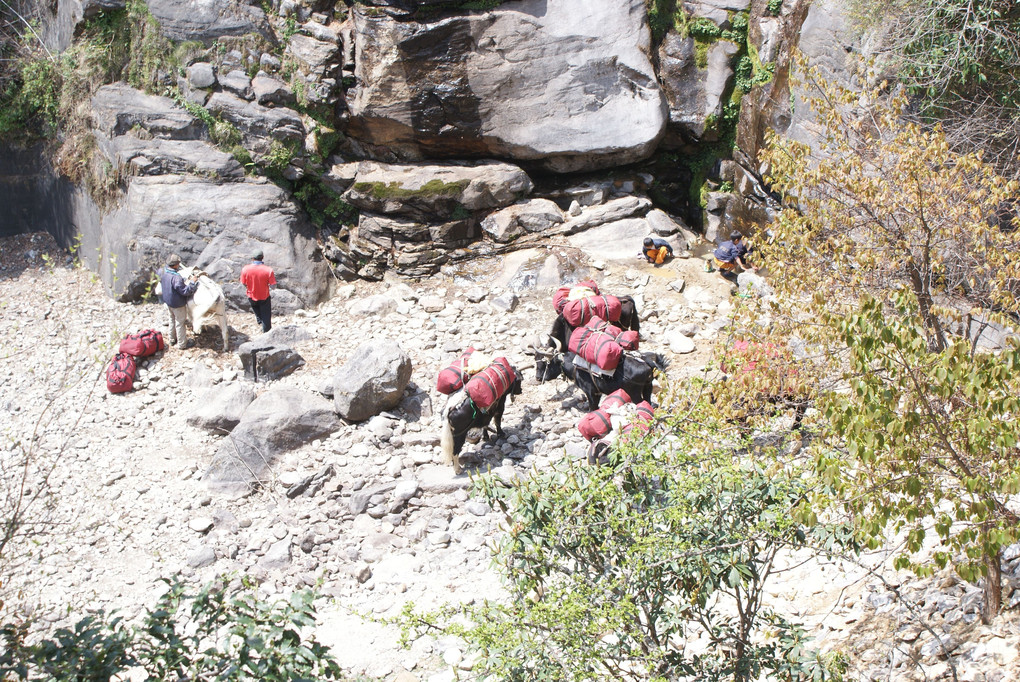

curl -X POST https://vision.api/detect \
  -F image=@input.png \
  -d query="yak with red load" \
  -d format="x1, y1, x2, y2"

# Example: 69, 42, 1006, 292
440, 356, 523, 474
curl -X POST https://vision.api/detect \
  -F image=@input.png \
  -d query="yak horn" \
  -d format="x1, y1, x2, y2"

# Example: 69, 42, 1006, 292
549, 336, 562, 353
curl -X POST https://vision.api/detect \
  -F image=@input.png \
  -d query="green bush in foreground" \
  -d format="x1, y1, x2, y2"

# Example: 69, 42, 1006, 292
0, 576, 342, 681
403, 408, 856, 681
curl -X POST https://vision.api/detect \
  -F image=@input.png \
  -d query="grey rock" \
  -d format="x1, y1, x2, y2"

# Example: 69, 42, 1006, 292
204, 388, 340, 492
347, 0, 666, 172
480, 198, 564, 243
252, 75, 296, 106
147, 0, 272, 44
350, 482, 398, 515
236, 341, 306, 383
332, 342, 412, 422
252, 324, 313, 347
189, 517, 215, 533
92, 83, 203, 140
186, 381, 257, 432
285, 33, 341, 81
187, 545, 217, 568
341, 160, 533, 222
206, 91, 304, 156
187, 62, 217, 89
393, 479, 420, 503
260, 538, 292, 570
81, 176, 329, 310
95, 136, 244, 179
562, 196, 653, 234
218, 69, 253, 100
348, 294, 397, 317
658, 35, 739, 141
489, 292, 519, 313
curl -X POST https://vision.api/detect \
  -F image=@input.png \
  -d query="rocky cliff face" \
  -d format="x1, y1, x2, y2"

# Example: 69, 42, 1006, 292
1, 0, 868, 299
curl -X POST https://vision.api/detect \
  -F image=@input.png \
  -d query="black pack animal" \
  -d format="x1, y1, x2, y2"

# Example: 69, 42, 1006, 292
532, 339, 667, 412
440, 375, 523, 474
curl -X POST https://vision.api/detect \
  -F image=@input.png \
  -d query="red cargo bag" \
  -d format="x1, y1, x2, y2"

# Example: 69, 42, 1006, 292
568, 326, 622, 372
119, 329, 165, 357
578, 409, 613, 441
106, 353, 137, 394
553, 280, 601, 314
436, 347, 476, 395
465, 357, 518, 412
561, 294, 622, 327
599, 388, 633, 411
588, 316, 639, 351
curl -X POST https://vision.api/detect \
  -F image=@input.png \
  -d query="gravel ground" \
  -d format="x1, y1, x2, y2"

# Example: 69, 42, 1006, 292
2, 232, 1019, 681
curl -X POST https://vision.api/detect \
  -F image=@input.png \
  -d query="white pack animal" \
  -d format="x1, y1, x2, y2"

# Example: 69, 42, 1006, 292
155, 265, 229, 351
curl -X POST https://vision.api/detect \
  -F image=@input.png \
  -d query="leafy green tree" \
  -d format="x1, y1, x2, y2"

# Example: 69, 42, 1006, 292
851, 0, 1020, 177
758, 64, 1020, 622
403, 399, 854, 681
819, 293, 1020, 623
0, 576, 344, 681
760, 61, 1020, 352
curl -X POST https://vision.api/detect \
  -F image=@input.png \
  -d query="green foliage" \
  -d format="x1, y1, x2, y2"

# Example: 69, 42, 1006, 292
294, 179, 359, 227
0, 56, 61, 138
647, 0, 684, 42
353, 179, 469, 200
0, 576, 343, 681
850, 0, 1020, 176
817, 293, 1020, 618
403, 408, 856, 681
767, 0, 784, 16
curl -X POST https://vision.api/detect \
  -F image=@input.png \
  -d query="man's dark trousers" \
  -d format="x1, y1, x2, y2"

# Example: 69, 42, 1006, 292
250, 296, 272, 333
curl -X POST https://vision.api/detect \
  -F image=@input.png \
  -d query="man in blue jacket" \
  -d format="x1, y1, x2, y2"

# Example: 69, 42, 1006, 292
713, 231, 757, 280
160, 254, 199, 349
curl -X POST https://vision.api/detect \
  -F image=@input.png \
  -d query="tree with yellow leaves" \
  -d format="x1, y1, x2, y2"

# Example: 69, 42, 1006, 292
758, 61, 1020, 623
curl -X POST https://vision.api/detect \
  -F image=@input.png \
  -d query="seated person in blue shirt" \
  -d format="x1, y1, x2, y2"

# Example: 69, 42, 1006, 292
642, 237, 674, 265
713, 231, 757, 276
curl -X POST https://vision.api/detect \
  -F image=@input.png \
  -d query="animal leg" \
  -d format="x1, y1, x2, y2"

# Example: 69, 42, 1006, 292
218, 305, 229, 351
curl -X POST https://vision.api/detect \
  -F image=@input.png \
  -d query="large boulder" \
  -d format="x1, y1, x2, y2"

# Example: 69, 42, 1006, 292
146, 0, 273, 44
92, 83, 205, 140
205, 92, 305, 157
186, 381, 257, 433
79, 175, 330, 310
236, 341, 306, 383
658, 35, 740, 141
480, 199, 564, 243
332, 342, 412, 422
204, 387, 340, 493
94, 136, 244, 179
339, 160, 533, 221
346, 0, 667, 172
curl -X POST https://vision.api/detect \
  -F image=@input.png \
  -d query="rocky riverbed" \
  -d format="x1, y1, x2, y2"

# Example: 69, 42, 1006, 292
2, 232, 1019, 681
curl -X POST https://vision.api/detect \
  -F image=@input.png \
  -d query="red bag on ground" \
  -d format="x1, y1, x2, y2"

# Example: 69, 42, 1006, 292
106, 353, 137, 394
436, 347, 475, 395
568, 325, 622, 372
553, 280, 601, 314
587, 316, 638, 351
578, 409, 613, 441
465, 357, 518, 412
119, 329, 165, 357
561, 294, 622, 327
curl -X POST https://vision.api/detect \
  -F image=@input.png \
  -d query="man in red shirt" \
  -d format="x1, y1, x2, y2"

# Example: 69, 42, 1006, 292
240, 249, 277, 333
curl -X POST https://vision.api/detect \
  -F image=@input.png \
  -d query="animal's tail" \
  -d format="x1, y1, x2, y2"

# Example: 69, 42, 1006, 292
439, 395, 457, 466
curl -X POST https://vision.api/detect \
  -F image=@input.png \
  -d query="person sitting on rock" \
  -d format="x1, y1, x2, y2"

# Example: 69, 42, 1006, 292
642, 236, 674, 265
713, 231, 757, 279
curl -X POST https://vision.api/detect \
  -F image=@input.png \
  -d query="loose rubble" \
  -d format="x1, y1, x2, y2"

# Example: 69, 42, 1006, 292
1, 232, 1018, 681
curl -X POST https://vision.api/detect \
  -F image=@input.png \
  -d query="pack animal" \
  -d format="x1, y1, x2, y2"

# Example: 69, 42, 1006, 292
439, 363, 523, 474
532, 337, 667, 412
155, 266, 229, 351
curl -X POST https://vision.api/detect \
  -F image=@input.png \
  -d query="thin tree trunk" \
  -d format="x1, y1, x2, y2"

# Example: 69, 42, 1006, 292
982, 549, 1002, 624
